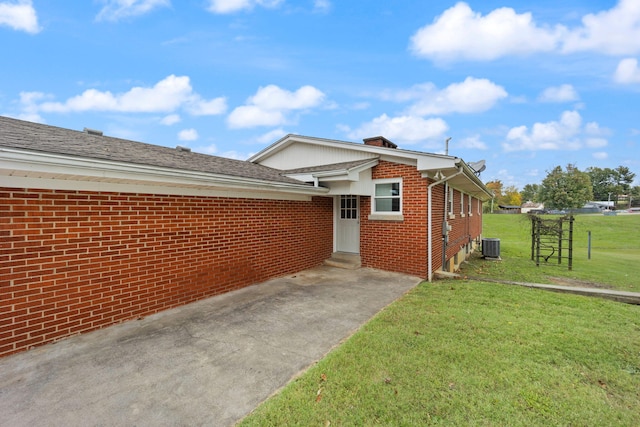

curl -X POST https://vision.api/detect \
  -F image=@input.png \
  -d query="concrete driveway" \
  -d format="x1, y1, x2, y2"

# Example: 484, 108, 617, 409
0, 266, 422, 427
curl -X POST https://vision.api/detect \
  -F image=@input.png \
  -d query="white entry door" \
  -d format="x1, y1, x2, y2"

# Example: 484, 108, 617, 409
336, 195, 360, 253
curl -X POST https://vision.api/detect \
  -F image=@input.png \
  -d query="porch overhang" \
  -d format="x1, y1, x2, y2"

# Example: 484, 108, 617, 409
282, 158, 379, 195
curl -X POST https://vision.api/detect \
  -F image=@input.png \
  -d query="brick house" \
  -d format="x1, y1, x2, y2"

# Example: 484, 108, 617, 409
1, 116, 491, 357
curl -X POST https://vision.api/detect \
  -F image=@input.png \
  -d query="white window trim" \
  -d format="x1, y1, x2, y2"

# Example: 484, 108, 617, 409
448, 186, 455, 219
369, 178, 403, 220
468, 194, 473, 216
460, 191, 465, 217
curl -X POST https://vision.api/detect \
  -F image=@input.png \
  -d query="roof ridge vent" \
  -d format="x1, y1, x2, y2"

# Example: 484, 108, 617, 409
176, 145, 192, 152
83, 127, 103, 136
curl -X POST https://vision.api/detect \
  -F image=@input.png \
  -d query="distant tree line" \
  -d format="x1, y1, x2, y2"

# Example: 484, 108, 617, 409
485, 164, 639, 211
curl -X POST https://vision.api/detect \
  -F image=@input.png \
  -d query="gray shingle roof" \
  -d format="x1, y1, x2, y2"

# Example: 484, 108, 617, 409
282, 159, 378, 174
0, 116, 306, 186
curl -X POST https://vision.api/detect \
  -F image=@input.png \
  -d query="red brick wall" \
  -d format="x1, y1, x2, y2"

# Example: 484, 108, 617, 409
429, 183, 446, 273
360, 162, 484, 277
0, 188, 333, 357
360, 161, 429, 278
444, 188, 483, 261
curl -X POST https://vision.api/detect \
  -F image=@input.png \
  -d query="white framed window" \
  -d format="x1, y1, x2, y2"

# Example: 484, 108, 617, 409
340, 195, 358, 219
460, 191, 465, 216
468, 194, 473, 215
372, 178, 402, 214
448, 186, 454, 217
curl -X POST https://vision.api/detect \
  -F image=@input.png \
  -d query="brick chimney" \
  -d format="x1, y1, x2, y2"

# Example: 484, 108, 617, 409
363, 136, 397, 149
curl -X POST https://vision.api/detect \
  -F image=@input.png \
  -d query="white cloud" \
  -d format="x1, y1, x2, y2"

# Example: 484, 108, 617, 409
586, 138, 608, 148
96, 0, 170, 22
178, 128, 198, 141
248, 85, 325, 110
185, 96, 228, 116
410, 1, 640, 62
24, 75, 227, 118
561, 0, 640, 55
346, 114, 448, 144
195, 143, 217, 155
206, 0, 282, 14
227, 84, 325, 128
457, 135, 487, 150
614, 58, 640, 83
313, 0, 331, 14
410, 2, 560, 61
538, 84, 579, 103
256, 128, 286, 144
585, 121, 610, 136
593, 151, 609, 160
40, 75, 192, 113
0, 0, 40, 34
227, 106, 285, 128
160, 114, 180, 125
403, 77, 507, 116
503, 110, 605, 152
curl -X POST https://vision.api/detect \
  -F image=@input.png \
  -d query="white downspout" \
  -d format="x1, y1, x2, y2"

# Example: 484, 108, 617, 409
427, 166, 464, 281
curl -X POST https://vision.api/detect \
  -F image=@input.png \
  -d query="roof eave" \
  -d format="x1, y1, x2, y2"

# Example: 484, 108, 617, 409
0, 147, 329, 197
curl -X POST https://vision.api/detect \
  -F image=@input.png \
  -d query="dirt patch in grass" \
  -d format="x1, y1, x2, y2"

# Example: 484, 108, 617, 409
546, 276, 612, 289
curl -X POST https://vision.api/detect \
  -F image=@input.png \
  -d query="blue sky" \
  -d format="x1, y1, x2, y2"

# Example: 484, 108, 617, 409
2, 0, 639, 189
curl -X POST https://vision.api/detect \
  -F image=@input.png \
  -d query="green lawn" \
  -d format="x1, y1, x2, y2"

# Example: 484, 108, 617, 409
239, 213, 640, 426
464, 213, 640, 292
240, 281, 640, 426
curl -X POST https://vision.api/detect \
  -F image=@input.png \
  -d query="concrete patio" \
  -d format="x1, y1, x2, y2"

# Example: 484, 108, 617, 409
0, 266, 422, 427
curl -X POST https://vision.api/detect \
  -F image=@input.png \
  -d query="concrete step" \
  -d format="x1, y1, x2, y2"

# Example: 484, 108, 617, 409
324, 252, 361, 270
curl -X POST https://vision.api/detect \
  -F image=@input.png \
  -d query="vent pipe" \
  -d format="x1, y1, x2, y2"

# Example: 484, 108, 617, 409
83, 128, 103, 136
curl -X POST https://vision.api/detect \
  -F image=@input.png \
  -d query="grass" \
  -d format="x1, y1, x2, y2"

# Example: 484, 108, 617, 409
239, 282, 640, 426
462, 213, 640, 292
239, 213, 640, 426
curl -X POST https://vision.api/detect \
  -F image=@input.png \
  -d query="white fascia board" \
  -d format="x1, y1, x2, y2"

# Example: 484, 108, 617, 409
0, 148, 329, 199
416, 156, 458, 173
0, 175, 317, 201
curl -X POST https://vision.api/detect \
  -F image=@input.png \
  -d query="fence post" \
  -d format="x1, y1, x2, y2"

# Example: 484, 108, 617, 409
568, 216, 574, 271
557, 218, 563, 265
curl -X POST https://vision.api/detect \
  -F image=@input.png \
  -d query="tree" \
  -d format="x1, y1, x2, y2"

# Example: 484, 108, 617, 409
630, 186, 640, 207
614, 166, 636, 196
484, 180, 521, 207
586, 166, 636, 202
503, 185, 522, 206
539, 164, 593, 210
521, 183, 540, 202
485, 180, 503, 201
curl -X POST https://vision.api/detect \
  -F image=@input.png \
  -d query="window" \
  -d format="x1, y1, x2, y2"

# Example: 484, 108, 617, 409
340, 195, 358, 219
372, 179, 402, 214
468, 194, 473, 215
460, 191, 465, 216
448, 186, 454, 216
